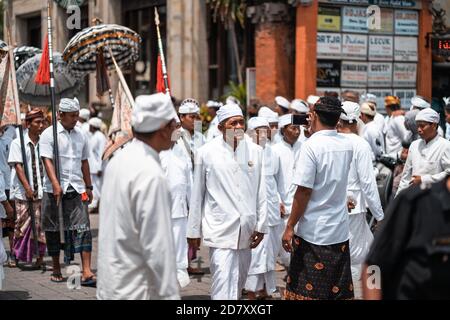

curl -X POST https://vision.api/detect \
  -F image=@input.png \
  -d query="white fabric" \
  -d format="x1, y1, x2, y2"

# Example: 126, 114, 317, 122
0, 126, 16, 191
258, 107, 279, 123
0, 227, 6, 290
275, 96, 290, 110
292, 130, 353, 245
179, 99, 200, 114
160, 148, 190, 219
171, 217, 190, 288
415, 108, 440, 123
385, 114, 409, 158
207, 100, 223, 108
79, 108, 90, 120
278, 218, 291, 267
341, 133, 384, 221
360, 102, 376, 117
263, 144, 285, 227
348, 213, 374, 290
307, 95, 320, 105
40, 122, 89, 194
411, 96, 430, 110
88, 117, 103, 129
209, 248, 251, 300
341, 101, 360, 123
373, 113, 385, 135
132, 93, 177, 133
8, 133, 44, 200
97, 139, 180, 300
362, 120, 385, 160
216, 103, 243, 123
397, 135, 450, 195
187, 136, 268, 249
0, 171, 7, 218
290, 99, 309, 113
248, 117, 269, 130
206, 116, 221, 142
446, 123, 450, 141
226, 96, 240, 106
88, 130, 107, 206
278, 114, 292, 128
361, 93, 377, 104
59, 97, 80, 112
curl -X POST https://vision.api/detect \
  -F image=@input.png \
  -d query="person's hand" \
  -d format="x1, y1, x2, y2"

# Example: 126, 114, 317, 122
410, 175, 422, 185
250, 231, 264, 249
53, 183, 63, 205
187, 238, 201, 251
25, 187, 34, 201
347, 199, 356, 212
5, 202, 14, 219
280, 203, 286, 218
282, 224, 294, 253
86, 189, 93, 204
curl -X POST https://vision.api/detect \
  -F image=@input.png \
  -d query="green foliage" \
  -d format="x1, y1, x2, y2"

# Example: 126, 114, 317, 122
222, 81, 247, 107
206, 0, 247, 27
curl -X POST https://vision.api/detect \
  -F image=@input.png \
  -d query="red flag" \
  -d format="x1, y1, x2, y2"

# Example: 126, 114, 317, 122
156, 54, 170, 93
35, 34, 50, 85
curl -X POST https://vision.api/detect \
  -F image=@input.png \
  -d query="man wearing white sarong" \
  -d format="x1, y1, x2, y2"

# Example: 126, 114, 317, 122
187, 103, 267, 300
338, 102, 384, 298
397, 108, 450, 196
160, 124, 191, 288
245, 117, 285, 299
360, 102, 385, 160
271, 114, 302, 268
97, 93, 180, 300
87, 117, 107, 213
205, 101, 223, 142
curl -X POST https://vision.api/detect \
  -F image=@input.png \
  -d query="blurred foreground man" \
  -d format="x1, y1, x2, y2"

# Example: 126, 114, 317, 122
97, 93, 180, 300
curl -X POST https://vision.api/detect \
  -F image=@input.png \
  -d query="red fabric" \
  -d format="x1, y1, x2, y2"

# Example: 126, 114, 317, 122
35, 34, 50, 85
156, 54, 170, 93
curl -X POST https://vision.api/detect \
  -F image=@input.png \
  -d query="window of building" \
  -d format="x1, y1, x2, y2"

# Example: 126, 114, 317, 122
26, 15, 41, 48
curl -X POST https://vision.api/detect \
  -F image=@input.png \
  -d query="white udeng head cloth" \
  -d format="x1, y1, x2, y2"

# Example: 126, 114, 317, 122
410, 96, 431, 110
217, 103, 243, 123
79, 108, 90, 120
88, 117, 103, 129
340, 101, 361, 123
59, 97, 80, 113
132, 93, 177, 133
247, 117, 270, 130
258, 106, 279, 123
278, 114, 292, 128
415, 108, 440, 124
307, 95, 320, 105
290, 99, 309, 113
275, 96, 290, 110
178, 99, 200, 114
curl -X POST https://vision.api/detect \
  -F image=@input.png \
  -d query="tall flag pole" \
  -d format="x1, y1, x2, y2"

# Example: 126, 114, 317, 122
154, 8, 170, 95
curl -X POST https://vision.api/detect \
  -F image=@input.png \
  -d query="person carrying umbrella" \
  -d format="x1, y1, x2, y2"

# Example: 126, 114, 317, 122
39, 97, 96, 286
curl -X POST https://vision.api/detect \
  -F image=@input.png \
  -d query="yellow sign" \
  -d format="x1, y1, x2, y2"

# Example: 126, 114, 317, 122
318, 7, 341, 32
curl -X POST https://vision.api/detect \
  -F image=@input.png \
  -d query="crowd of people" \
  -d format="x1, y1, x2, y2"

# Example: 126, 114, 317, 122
0, 89, 449, 299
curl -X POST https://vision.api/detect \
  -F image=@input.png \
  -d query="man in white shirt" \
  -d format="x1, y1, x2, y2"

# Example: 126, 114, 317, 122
271, 114, 302, 269
97, 93, 180, 300
361, 93, 385, 134
384, 96, 409, 158
205, 100, 223, 142
187, 103, 267, 300
40, 98, 95, 285
245, 117, 285, 299
360, 102, 385, 160
77, 108, 91, 137
8, 109, 46, 267
290, 99, 311, 143
337, 102, 384, 297
258, 106, 281, 144
397, 108, 450, 195
282, 96, 354, 300
87, 117, 107, 213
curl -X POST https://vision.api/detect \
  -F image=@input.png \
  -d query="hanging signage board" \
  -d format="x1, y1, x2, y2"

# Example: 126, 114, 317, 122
432, 37, 450, 57
341, 61, 368, 87
318, 6, 341, 32
317, 33, 342, 59
317, 60, 341, 87
318, 1, 421, 10
393, 63, 416, 87
367, 88, 393, 109
394, 10, 419, 35
368, 35, 393, 60
394, 36, 418, 61
368, 62, 392, 87
394, 88, 416, 109
342, 6, 368, 34
369, 8, 394, 34
342, 33, 368, 60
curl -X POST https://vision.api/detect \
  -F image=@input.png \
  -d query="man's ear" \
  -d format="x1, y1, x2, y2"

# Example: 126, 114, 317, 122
218, 122, 224, 133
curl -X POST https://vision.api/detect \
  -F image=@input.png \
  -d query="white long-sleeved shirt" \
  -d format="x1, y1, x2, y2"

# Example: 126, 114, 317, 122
385, 114, 409, 158
446, 123, 450, 141
340, 133, 384, 221
0, 126, 16, 191
397, 134, 450, 195
362, 120, 384, 160
97, 139, 180, 300
88, 130, 107, 175
373, 113, 385, 135
206, 116, 221, 142
187, 136, 267, 250
160, 148, 190, 219
271, 139, 302, 214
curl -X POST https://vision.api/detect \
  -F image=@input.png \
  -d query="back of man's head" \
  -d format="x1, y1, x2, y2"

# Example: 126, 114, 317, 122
314, 96, 344, 128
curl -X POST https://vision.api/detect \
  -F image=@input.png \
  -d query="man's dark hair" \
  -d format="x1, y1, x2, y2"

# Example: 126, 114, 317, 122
314, 96, 344, 127
387, 103, 401, 111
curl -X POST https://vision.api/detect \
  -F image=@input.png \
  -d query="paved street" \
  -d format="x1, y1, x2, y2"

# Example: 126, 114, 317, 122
0, 214, 288, 300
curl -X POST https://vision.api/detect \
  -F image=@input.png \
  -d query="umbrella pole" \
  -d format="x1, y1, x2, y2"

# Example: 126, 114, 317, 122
46, 0, 65, 244
5, 22, 40, 257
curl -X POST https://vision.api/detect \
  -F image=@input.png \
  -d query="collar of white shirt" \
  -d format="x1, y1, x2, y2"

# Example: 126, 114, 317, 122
134, 139, 160, 164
